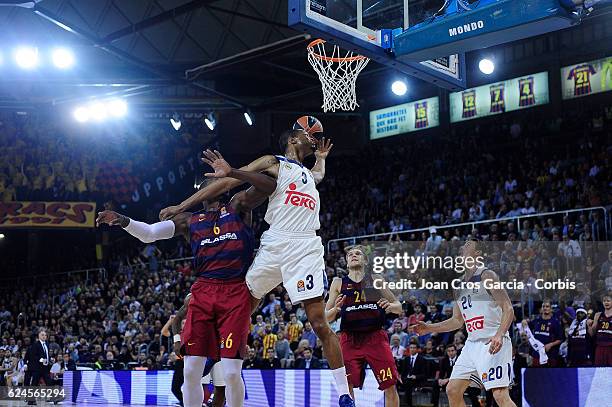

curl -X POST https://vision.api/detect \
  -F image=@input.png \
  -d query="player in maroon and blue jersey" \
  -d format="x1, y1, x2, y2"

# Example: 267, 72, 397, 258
589, 294, 612, 366
326, 245, 402, 407
96, 154, 275, 407
527, 300, 564, 367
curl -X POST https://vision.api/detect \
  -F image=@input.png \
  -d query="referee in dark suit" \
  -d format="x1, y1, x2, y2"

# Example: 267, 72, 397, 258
27, 330, 53, 387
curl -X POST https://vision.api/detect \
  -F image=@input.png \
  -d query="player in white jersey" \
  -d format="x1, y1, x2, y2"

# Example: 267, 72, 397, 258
160, 121, 356, 407
411, 240, 516, 407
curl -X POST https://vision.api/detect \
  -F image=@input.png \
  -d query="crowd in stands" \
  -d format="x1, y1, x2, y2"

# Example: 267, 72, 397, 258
0, 112, 197, 204
0, 101, 610, 406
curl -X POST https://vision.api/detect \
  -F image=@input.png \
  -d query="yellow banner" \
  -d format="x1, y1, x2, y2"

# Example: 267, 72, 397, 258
0, 201, 97, 228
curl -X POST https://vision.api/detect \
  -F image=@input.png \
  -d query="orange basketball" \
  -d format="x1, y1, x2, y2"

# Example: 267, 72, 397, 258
293, 116, 323, 136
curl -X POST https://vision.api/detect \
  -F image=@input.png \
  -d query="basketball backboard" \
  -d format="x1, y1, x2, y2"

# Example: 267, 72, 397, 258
288, 0, 466, 90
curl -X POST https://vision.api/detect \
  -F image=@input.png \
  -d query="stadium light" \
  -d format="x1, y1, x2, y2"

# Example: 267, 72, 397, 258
14, 47, 39, 69
170, 113, 181, 131
243, 110, 253, 126
89, 102, 108, 121
204, 112, 216, 130
107, 99, 127, 118
52, 48, 75, 69
73, 106, 90, 123
0, 233, 4, 240
391, 80, 407, 96
479, 58, 495, 75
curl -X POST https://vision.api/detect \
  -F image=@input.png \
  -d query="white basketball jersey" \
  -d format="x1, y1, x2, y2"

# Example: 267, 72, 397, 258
264, 156, 321, 232
455, 267, 508, 342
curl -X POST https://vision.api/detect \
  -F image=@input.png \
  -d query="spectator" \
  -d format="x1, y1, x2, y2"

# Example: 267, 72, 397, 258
294, 347, 320, 369
400, 343, 428, 407
260, 349, 281, 369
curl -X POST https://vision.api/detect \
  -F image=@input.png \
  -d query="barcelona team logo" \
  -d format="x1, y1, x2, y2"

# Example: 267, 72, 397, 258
198, 214, 206, 221
220, 207, 228, 218
297, 280, 305, 292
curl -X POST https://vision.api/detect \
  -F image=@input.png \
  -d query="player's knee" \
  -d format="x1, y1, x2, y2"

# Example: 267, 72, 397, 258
309, 318, 331, 336
492, 388, 511, 403
445, 382, 463, 400
223, 371, 241, 386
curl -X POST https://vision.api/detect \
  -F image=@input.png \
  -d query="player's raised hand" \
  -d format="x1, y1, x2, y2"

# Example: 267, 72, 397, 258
96, 210, 124, 227
315, 137, 333, 159
411, 321, 430, 336
202, 149, 232, 178
160, 205, 181, 221
485, 335, 504, 354
334, 294, 346, 312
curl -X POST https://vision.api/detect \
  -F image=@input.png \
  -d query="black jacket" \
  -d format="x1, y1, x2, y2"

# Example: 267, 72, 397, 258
400, 353, 428, 382
294, 357, 321, 369
27, 341, 51, 373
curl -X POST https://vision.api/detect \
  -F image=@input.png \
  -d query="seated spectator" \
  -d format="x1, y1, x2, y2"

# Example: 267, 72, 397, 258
260, 349, 281, 370
294, 347, 320, 369
243, 348, 261, 369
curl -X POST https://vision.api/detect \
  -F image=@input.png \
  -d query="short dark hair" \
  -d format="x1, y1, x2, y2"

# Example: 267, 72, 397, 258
446, 344, 456, 351
279, 129, 301, 152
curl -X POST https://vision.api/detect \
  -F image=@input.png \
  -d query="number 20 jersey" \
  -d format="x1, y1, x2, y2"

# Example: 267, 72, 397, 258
455, 267, 508, 342
264, 156, 321, 233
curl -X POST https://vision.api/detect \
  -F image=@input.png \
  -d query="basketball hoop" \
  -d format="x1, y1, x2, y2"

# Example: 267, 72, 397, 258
307, 39, 370, 112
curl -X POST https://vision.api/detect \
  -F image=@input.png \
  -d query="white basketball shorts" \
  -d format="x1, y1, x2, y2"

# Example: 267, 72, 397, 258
246, 228, 327, 304
450, 336, 513, 390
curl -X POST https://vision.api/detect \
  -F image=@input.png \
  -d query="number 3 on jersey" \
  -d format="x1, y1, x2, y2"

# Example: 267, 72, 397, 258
301, 171, 307, 184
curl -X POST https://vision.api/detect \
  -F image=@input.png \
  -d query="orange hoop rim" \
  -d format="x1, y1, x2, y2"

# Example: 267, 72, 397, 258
307, 39, 368, 62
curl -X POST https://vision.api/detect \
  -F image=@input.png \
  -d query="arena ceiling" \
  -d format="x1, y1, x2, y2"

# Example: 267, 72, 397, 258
0, 0, 405, 114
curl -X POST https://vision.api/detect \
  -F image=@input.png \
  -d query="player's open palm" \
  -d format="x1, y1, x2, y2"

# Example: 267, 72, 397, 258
96, 210, 121, 227
315, 137, 333, 159
202, 149, 232, 178
411, 321, 429, 336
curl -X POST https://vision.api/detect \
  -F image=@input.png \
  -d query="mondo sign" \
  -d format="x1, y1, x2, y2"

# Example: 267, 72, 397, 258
369, 97, 440, 140
450, 71, 549, 123
0, 201, 97, 228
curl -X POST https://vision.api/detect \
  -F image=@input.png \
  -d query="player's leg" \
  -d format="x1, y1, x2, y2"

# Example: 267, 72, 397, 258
216, 281, 252, 407
447, 341, 479, 407
365, 330, 400, 407
384, 386, 400, 407
445, 379, 471, 407
183, 356, 208, 407
303, 299, 349, 383
182, 281, 218, 407
211, 386, 225, 407
171, 359, 184, 405
491, 387, 516, 407
339, 331, 364, 400
477, 337, 514, 407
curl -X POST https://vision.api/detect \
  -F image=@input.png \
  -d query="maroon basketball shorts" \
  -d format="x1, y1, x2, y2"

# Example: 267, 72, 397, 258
339, 329, 399, 390
182, 277, 251, 359
594, 345, 612, 366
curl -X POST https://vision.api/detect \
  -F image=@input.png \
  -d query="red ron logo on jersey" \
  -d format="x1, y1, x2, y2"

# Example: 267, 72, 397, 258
464, 315, 485, 332
284, 183, 316, 211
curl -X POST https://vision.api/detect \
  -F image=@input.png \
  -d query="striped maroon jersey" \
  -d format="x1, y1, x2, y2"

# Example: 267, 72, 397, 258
339, 276, 386, 333
189, 206, 254, 280
595, 313, 612, 347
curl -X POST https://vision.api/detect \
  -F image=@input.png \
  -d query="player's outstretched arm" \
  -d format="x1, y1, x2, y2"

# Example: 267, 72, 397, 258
160, 153, 279, 220
311, 137, 333, 184
324, 277, 345, 322
96, 210, 191, 242
202, 149, 276, 195
412, 303, 464, 336
483, 270, 515, 354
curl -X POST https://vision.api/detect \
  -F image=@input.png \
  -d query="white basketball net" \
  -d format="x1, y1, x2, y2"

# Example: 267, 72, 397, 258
307, 39, 370, 112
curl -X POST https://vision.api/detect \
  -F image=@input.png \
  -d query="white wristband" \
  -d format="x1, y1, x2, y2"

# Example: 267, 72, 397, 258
173, 334, 181, 343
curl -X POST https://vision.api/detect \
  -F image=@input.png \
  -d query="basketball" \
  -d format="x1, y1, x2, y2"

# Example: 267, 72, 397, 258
293, 115, 324, 137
